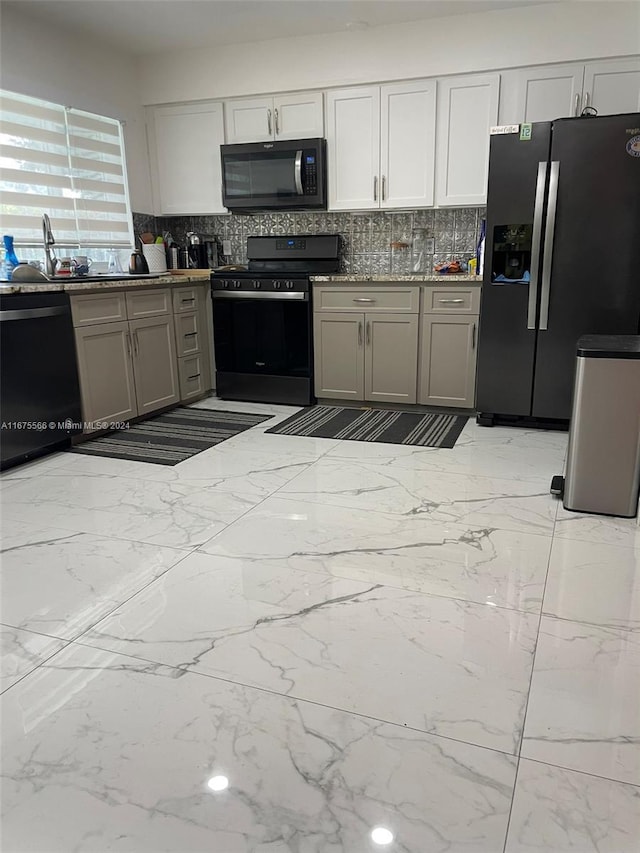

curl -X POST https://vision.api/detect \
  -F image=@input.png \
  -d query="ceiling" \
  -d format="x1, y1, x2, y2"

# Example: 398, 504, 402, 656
2, 0, 556, 56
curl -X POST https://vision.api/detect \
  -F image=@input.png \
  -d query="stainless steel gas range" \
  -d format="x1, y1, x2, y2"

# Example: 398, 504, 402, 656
211, 234, 340, 405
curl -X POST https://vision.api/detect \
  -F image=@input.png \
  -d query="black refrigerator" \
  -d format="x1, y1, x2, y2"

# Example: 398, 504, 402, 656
476, 113, 640, 426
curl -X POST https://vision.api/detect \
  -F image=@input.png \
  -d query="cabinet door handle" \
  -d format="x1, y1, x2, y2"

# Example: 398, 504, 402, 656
267, 109, 272, 136
126, 331, 131, 357
133, 330, 139, 355
274, 108, 279, 135
472, 323, 476, 350
574, 93, 581, 116
373, 175, 378, 202
188, 373, 201, 380
358, 321, 363, 347
381, 175, 386, 201
353, 297, 376, 303
181, 297, 195, 304
184, 331, 197, 337
438, 298, 464, 304
366, 320, 371, 346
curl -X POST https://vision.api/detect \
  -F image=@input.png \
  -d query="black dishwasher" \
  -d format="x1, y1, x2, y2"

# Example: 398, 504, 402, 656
1, 291, 82, 469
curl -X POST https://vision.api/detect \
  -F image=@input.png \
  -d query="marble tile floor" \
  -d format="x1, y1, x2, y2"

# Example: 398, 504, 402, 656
1, 397, 638, 852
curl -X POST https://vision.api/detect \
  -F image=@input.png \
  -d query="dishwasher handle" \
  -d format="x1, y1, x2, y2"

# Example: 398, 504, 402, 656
0, 305, 70, 322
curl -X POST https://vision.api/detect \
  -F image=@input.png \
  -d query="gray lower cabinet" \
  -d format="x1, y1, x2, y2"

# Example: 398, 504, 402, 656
365, 313, 418, 404
313, 312, 364, 400
313, 310, 418, 403
72, 284, 209, 433
74, 321, 137, 425
178, 354, 206, 401
419, 313, 478, 407
129, 315, 180, 415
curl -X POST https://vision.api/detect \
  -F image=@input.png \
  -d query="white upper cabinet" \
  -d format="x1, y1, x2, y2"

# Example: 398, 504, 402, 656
503, 63, 585, 123
225, 97, 273, 143
327, 81, 436, 211
500, 58, 640, 124
583, 58, 640, 115
327, 86, 381, 210
380, 80, 436, 209
435, 73, 500, 207
225, 92, 324, 143
150, 102, 225, 215
273, 92, 324, 140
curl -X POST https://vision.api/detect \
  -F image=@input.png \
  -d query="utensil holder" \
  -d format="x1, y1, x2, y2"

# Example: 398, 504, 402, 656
141, 244, 167, 273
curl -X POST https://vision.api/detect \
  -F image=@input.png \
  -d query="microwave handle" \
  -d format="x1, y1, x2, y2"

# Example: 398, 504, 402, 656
294, 150, 303, 195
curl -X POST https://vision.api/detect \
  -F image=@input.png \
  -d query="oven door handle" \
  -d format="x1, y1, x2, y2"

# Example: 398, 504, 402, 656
294, 150, 303, 195
212, 290, 308, 301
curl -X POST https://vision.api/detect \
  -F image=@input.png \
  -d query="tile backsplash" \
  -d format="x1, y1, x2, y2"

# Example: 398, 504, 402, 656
135, 208, 485, 274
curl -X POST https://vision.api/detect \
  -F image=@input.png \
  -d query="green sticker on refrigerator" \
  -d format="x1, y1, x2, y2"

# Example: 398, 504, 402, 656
519, 123, 532, 141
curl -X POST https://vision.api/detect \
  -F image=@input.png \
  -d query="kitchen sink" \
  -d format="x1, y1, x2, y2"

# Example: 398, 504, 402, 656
3, 268, 172, 284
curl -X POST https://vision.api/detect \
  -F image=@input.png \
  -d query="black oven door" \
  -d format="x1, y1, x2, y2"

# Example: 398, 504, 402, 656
212, 293, 313, 405
221, 139, 326, 211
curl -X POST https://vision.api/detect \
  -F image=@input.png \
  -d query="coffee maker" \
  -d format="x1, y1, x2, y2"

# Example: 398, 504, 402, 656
186, 232, 219, 269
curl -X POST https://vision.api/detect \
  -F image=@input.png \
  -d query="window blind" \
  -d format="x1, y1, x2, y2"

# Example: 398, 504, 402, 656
0, 90, 134, 249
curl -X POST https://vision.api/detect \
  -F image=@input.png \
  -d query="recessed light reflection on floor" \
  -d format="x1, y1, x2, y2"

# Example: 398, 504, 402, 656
207, 775, 229, 792
371, 826, 394, 846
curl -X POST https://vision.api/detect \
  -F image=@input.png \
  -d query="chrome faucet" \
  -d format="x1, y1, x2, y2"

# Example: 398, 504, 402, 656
42, 213, 56, 276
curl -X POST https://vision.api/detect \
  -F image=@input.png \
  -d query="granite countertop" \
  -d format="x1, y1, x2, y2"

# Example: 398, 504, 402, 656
0, 271, 211, 295
310, 274, 482, 284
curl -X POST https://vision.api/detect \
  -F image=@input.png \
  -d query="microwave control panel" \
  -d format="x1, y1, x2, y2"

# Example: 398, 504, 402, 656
304, 153, 317, 195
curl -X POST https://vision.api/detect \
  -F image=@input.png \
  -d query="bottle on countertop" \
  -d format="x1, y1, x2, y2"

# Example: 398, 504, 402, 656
2, 235, 20, 279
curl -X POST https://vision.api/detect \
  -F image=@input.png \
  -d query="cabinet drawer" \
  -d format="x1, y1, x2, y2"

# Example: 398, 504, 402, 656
173, 287, 200, 313
126, 288, 171, 319
314, 286, 419, 313
174, 311, 202, 357
71, 292, 127, 327
178, 355, 206, 401
422, 287, 480, 314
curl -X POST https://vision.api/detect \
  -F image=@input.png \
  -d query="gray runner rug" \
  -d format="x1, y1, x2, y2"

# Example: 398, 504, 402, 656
69, 407, 270, 465
266, 406, 468, 448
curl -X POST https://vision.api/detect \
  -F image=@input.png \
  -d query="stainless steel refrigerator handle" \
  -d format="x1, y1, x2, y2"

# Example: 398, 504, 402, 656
527, 160, 548, 330
0, 305, 68, 321
539, 160, 560, 331
574, 93, 581, 116
274, 108, 279, 135
358, 321, 363, 346
267, 109, 272, 136
294, 150, 303, 195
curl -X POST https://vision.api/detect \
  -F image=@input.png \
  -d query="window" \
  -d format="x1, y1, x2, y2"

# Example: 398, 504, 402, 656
0, 90, 134, 254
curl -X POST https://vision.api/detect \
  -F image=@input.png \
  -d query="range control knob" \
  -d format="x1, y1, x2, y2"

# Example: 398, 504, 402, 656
234, 280, 241, 289
273, 280, 281, 289
253, 280, 261, 289
286, 280, 294, 290
222, 281, 229, 289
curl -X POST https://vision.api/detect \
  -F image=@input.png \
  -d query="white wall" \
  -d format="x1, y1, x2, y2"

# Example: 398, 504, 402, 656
139, 1, 640, 105
0, 5, 152, 212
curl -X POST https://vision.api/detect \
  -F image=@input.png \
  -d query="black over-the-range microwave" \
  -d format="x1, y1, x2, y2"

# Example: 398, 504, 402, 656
220, 138, 327, 212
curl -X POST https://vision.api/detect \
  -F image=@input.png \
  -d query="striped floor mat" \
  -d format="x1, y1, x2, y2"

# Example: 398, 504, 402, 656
266, 406, 468, 448
69, 407, 270, 465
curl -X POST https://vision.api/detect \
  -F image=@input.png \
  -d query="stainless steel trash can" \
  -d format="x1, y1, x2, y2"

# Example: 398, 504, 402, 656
551, 335, 640, 518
